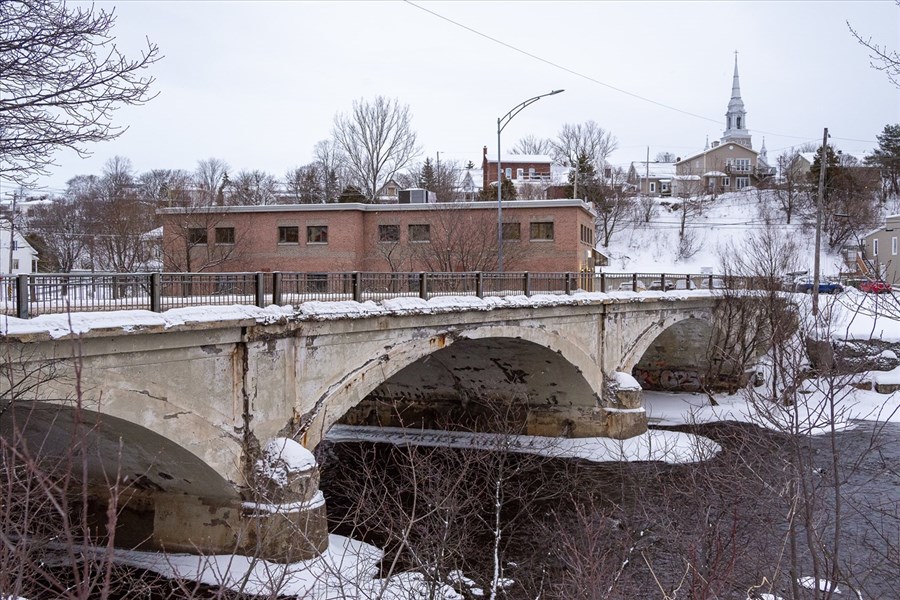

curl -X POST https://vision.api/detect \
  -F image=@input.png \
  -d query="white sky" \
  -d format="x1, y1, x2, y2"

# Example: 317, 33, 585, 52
15, 0, 900, 195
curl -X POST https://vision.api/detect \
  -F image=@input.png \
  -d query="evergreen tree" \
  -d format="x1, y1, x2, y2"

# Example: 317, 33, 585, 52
809, 144, 840, 195
866, 123, 900, 196
479, 177, 517, 201
338, 185, 367, 203
419, 158, 437, 190
564, 152, 598, 199
465, 160, 475, 169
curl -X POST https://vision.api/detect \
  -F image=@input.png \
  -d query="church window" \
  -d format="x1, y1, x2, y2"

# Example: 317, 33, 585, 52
736, 117, 742, 129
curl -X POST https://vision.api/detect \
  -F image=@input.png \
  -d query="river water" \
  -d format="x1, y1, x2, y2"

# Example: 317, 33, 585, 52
318, 418, 900, 599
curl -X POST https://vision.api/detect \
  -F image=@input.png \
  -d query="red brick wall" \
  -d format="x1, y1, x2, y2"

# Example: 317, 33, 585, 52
161, 202, 597, 274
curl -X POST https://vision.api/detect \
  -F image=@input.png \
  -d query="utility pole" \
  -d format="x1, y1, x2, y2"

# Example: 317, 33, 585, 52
4, 190, 18, 274
812, 127, 828, 319
645, 146, 650, 195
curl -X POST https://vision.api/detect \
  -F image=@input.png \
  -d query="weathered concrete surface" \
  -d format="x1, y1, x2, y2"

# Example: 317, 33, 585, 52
1, 294, 728, 559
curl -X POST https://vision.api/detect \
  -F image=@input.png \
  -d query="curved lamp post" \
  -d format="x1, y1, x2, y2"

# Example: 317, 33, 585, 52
496, 89, 564, 272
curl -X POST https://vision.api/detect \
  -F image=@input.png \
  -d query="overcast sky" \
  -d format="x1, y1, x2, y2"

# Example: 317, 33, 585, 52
18, 0, 900, 195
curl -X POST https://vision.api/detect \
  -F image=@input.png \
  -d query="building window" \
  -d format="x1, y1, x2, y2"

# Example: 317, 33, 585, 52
649, 182, 656, 193
736, 177, 750, 189
409, 224, 431, 242
530, 222, 554, 241
528, 167, 535, 179
188, 228, 208, 244
516, 168, 524, 179
502, 222, 521, 241
873, 239, 879, 257
734, 158, 750, 173
12, 259, 19, 271
379, 224, 400, 242
736, 116, 742, 129
580, 224, 594, 244
661, 182, 669, 193
215, 227, 235, 245
892, 237, 897, 256
10, 240, 17, 251
278, 226, 299, 244
387, 186, 397, 196
307, 225, 328, 244
723, 177, 731, 187
504, 167, 512, 179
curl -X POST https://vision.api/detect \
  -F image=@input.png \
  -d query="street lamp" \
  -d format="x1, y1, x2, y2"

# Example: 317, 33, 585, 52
496, 89, 564, 272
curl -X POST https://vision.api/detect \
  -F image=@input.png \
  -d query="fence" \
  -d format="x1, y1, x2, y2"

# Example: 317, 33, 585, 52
0, 271, 738, 319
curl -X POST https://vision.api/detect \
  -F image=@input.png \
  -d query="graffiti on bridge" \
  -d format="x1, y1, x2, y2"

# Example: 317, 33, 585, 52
632, 367, 703, 392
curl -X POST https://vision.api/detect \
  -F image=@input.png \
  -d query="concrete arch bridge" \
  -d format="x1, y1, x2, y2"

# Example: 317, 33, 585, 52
0, 293, 762, 562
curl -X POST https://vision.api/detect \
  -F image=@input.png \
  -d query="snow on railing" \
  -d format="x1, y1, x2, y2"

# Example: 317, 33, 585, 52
0, 271, 744, 319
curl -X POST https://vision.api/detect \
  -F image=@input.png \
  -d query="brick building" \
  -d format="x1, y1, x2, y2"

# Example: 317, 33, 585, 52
481, 146, 553, 188
159, 200, 600, 274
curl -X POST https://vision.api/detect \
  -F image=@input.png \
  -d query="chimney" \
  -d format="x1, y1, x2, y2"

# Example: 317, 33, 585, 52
483, 145, 488, 160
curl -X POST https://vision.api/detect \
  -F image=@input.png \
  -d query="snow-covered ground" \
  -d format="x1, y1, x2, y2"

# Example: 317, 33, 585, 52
604, 189, 847, 277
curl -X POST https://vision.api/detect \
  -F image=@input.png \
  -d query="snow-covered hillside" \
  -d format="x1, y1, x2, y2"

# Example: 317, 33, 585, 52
602, 189, 850, 276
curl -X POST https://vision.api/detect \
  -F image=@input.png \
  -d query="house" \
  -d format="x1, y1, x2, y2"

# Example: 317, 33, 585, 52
376, 179, 401, 203
159, 200, 601, 274
481, 147, 555, 199
626, 161, 677, 196
861, 215, 900, 282
0, 220, 38, 274
459, 168, 484, 201
674, 140, 772, 195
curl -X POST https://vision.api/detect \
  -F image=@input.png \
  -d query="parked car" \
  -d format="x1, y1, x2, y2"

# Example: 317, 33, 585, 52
794, 278, 844, 294
859, 279, 893, 294
700, 277, 726, 290
617, 280, 647, 292
649, 279, 676, 291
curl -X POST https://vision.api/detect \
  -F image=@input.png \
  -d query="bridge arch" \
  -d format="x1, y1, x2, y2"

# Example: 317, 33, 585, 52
618, 310, 716, 374
1, 401, 238, 500
303, 324, 603, 449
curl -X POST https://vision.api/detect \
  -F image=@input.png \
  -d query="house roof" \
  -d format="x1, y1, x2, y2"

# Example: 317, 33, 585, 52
488, 153, 552, 164
677, 143, 759, 165
630, 161, 677, 179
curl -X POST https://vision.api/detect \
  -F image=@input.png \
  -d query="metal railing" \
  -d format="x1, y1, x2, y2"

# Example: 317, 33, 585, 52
0, 271, 742, 319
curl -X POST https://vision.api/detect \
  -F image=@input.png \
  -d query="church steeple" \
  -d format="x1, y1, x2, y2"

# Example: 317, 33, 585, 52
722, 51, 752, 149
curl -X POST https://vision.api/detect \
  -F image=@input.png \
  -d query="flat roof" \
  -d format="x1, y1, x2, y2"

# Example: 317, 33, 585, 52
158, 199, 596, 216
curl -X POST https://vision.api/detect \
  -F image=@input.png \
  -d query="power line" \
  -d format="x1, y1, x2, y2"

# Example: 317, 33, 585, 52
403, 1, 877, 146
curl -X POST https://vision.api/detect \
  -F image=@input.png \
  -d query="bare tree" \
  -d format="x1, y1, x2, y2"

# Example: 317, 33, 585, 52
24, 199, 87, 272
406, 204, 528, 272
551, 121, 618, 171
284, 165, 323, 204
773, 150, 812, 224
313, 139, 346, 203
161, 208, 246, 273
511, 134, 553, 156
195, 158, 230, 206
0, 0, 160, 185
86, 157, 159, 272
592, 167, 632, 248
137, 168, 193, 207
332, 96, 420, 202
230, 170, 278, 205
847, 2, 900, 88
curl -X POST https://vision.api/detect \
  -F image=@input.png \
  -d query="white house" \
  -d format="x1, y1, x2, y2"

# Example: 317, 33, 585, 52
0, 221, 38, 274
